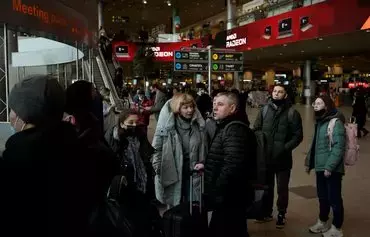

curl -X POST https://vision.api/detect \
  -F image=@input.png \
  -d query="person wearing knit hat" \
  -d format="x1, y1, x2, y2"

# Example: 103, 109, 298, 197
8, 75, 65, 132
306, 95, 346, 237
1, 75, 115, 236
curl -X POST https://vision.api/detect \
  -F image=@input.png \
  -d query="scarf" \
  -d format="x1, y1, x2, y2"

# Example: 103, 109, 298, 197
124, 136, 147, 194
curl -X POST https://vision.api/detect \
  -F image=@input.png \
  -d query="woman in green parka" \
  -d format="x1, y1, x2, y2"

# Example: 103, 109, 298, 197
305, 95, 346, 237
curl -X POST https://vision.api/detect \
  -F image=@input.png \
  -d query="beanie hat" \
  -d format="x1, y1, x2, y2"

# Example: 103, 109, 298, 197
318, 94, 335, 112
8, 75, 65, 126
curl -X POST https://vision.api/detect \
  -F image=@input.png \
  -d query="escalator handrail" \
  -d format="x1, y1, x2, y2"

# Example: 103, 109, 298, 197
112, 55, 121, 70
83, 60, 92, 83
95, 50, 123, 110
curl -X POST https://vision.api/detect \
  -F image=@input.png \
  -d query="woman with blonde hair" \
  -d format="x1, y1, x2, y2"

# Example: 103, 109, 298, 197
152, 93, 205, 207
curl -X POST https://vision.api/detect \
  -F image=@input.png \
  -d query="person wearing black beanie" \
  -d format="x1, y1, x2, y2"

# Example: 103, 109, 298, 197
0, 75, 115, 237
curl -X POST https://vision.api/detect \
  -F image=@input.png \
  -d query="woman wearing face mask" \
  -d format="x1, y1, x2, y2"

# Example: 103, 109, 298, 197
107, 109, 154, 194
152, 93, 205, 208
305, 95, 346, 237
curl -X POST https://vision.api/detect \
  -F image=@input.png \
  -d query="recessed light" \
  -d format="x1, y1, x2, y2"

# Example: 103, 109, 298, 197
283, 44, 287, 47
301, 50, 305, 53
327, 46, 331, 49
319, 38, 323, 40
279, 53, 283, 55
142, 0, 147, 4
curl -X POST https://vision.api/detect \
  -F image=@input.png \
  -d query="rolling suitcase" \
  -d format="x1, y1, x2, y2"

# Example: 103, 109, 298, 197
162, 170, 208, 237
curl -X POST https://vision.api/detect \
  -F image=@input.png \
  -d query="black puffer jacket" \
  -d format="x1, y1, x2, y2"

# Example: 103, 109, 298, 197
204, 115, 256, 209
253, 100, 303, 171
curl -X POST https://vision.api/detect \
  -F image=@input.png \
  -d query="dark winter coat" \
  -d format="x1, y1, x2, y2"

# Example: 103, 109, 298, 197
204, 115, 256, 210
305, 111, 346, 173
253, 100, 303, 171
0, 122, 117, 237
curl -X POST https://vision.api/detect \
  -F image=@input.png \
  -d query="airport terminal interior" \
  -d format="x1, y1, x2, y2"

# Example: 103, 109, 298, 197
0, 0, 370, 236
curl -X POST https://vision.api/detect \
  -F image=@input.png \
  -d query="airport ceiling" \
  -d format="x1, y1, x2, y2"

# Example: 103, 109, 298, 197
101, 0, 227, 33
58, 0, 98, 27
244, 30, 370, 73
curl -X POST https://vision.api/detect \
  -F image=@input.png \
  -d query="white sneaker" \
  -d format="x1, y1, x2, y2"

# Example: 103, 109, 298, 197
309, 219, 330, 233
322, 225, 344, 237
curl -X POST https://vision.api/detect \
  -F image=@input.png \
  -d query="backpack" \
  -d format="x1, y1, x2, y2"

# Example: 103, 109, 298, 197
327, 118, 360, 166
222, 121, 266, 188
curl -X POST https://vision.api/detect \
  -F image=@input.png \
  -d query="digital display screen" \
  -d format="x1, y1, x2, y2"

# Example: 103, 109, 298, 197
278, 18, 292, 34
264, 26, 272, 36
300, 16, 310, 27
116, 45, 128, 54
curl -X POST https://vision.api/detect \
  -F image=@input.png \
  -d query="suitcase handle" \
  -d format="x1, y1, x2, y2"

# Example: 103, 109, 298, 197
189, 169, 204, 216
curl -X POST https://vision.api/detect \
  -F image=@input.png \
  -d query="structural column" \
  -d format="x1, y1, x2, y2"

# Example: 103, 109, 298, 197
227, 0, 236, 30
303, 60, 312, 105
98, 1, 104, 29
227, 0, 240, 90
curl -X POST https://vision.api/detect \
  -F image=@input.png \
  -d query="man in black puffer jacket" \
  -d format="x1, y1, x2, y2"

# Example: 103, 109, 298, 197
253, 84, 303, 229
203, 92, 256, 237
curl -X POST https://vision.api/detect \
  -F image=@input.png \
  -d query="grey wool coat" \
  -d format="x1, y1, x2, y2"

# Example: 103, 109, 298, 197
152, 100, 206, 206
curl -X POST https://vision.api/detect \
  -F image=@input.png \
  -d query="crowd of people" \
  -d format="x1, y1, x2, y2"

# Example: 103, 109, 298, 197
0, 75, 360, 237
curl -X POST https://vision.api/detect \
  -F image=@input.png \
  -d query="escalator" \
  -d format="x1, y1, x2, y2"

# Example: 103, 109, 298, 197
92, 59, 105, 90
95, 48, 124, 110
82, 48, 124, 110
106, 61, 116, 80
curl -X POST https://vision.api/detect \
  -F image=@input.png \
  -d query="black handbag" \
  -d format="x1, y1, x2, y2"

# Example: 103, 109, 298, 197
89, 176, 134, 237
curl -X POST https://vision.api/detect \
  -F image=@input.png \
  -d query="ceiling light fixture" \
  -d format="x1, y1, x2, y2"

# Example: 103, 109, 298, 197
143, 0, 147, 4
318, 37, 323, 41
167, 0, 171, 6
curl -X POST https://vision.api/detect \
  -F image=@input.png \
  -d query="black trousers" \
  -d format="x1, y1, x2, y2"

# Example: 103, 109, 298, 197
209, 206, 248, 237
316, 172, 344, 229
262, 169, 291, 216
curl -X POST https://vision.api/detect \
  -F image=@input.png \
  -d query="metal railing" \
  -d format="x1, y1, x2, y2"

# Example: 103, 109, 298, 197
96, 48, 124, 110
83, 60, 92, 83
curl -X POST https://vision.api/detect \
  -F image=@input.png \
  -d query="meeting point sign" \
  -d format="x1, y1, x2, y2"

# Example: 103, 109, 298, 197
0, 0, 89, 42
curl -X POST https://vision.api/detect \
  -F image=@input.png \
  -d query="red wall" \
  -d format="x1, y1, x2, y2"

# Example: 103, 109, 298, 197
227, 0, 370, 51
113, 0, 370, 62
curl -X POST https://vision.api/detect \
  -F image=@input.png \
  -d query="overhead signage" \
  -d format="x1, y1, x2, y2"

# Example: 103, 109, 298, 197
212, 63, 243, 72
151, 47, 173, 58
174, 62, 208, 72
0, 0, 90, 43
212, 52, 243, 62
174, 51, 208, 61
226, 33, 247, 48
174, 48, 243, 72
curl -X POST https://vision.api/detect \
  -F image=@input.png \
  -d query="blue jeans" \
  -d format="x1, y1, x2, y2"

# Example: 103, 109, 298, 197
316, 172, 344, 228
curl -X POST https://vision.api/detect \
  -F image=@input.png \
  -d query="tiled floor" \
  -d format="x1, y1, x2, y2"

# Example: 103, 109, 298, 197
148, 105, 370, 237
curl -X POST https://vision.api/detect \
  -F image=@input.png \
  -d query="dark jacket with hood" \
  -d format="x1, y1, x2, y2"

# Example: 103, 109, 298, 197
204, 114, 256, 209
0, 122, 116, 237
253, 99, 303, 171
